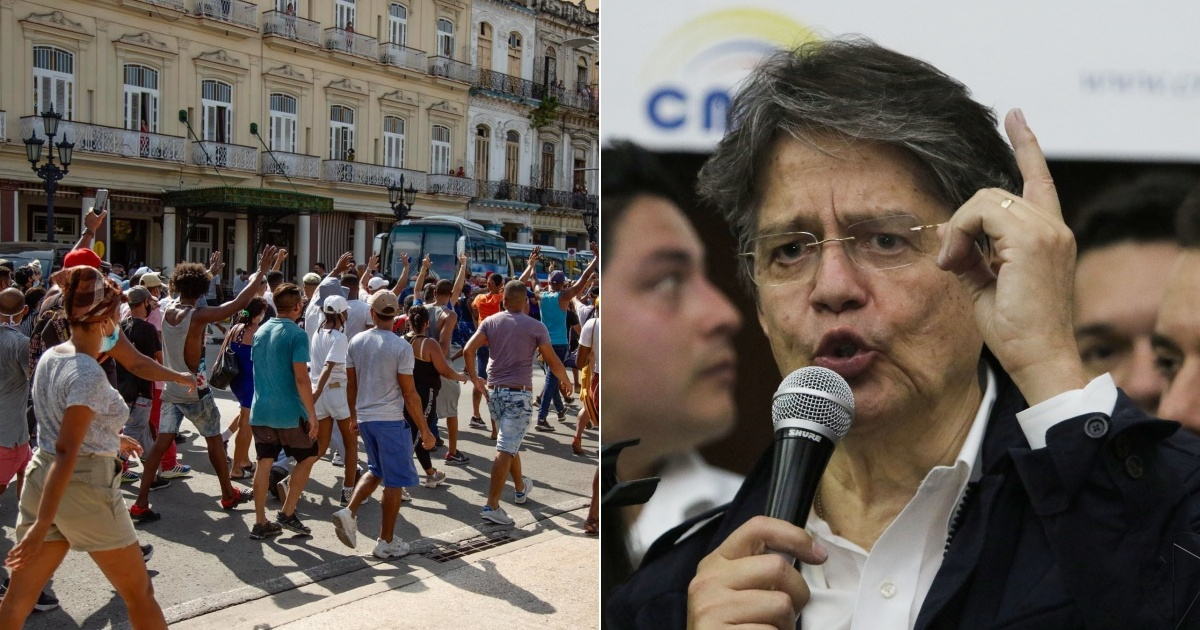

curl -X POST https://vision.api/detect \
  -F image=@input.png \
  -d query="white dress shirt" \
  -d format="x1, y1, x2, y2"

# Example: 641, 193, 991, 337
627, 451, 744, 566
801, 368, 1118, 630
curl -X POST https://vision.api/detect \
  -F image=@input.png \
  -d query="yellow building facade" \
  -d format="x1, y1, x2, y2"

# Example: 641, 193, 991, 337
0, 0, 498, 281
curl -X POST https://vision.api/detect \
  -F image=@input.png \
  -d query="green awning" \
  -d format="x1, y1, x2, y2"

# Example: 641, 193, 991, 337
163, 187, 333, 214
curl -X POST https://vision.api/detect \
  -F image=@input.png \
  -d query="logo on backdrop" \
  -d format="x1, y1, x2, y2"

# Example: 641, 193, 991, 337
640, 8, 816, 144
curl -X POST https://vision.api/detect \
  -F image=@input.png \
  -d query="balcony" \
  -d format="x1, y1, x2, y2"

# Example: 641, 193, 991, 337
556, 87, 598, 115
475, 180, 542, 205
474, 69, 544, 101
262, 10, 321, 47
324, 27, 377, 59
322, 160, 426, 190
261, 151, 321, 179
428, 56, 474, 84
379, 43, 427, 74
20, 117, 187, 162
194, 0, 257, 31
427, 174, 474, 197
127, 0, 187, 11
190, 141, 257, 172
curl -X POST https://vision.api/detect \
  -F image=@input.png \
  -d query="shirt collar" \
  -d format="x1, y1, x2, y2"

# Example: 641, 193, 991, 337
956, 362, 997, 480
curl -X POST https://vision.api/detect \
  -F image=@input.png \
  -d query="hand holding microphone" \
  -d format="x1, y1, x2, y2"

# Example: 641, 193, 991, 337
687, 367, 853, 629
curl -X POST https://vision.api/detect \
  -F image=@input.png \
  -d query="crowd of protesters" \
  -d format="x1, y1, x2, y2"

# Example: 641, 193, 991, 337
0, 203, 599, 628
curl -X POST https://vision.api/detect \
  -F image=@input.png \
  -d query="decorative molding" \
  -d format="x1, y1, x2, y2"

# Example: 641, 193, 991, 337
380, 90, 418, 106
117, 31, 170, 51
0, 0, 17, 9
24, 10, 86, 33
266, 64, 308, 82
196, 49, 242, 67
178, 39, 191, 51
326, 78, 365, 95
96, 19, 110, 31
428, 100, 463, 115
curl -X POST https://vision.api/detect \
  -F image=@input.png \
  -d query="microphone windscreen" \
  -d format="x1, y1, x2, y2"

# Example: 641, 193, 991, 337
772, 367, 854, 440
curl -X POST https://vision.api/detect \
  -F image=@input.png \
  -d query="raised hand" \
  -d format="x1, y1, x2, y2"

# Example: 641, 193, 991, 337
936, 109, 1085, 406
421, 255, 432, 270
458, 253, 468, 267
369, 254, 380, 272
333, 251, 354, 274
83, 206, 107, 234
208, 251, 225, 275
277, 248, 289, 262
256, 245, 277, 274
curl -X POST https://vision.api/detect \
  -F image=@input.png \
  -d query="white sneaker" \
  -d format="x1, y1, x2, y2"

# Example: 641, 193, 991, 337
331, 452, 344, 467
331, 508, 357, 549
372, 537, 411, 559
480, 506, 514, 525
514, 477, 534, 504
424, 470, 447, 489
401, 488, 412, 502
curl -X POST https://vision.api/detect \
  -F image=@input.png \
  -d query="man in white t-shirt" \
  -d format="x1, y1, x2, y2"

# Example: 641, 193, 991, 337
309, 295, 358, 505
341, 274, 372, 340
331, 291, 435, 559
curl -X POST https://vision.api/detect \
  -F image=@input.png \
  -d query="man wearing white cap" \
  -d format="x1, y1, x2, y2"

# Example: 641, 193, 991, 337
309, 295, 358, 504
366, 277, 389, 295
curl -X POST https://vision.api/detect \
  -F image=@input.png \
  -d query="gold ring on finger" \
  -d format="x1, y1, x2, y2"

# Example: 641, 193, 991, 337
1000, 198, 1014, 209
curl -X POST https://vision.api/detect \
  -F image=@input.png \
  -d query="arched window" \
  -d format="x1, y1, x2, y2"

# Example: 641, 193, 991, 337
543, 46, 557, 85
330, 105, 355, 160
200, 79, 233, 143
477, 22, 493, 70
474, 125, 490, 180
504, 130, 520, 183
437, 19, 455, 58
32, 46, 75, 119
384, 116, 406, 168
269, 93, 298, 152
123, 64, 159, 131
388, 4, 407, 45
335, 0, 355, 29
431, 124, 451, 174
540, 142, 555, 189
507, 32, 522, 77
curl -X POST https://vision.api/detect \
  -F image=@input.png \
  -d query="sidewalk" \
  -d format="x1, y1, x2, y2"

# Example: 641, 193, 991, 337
170, 509, 599, 630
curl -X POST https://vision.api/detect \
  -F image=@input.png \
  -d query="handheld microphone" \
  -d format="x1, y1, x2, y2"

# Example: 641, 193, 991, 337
765, 367, 854, 563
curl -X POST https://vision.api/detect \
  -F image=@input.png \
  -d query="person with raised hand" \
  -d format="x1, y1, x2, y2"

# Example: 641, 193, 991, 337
609, 39, 1200, 630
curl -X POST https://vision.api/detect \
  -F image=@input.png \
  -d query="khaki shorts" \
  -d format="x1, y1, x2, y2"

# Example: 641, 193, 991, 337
436, 376, 461, 418
16, 449, 138, 553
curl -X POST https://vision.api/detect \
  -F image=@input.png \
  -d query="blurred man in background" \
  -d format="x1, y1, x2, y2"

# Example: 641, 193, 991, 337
1070, 172, 1196, 413
602, 142, 744, 566
1153, 185, 1200, 431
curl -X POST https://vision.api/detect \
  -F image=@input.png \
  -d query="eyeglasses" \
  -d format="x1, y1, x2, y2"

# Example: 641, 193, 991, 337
738, 214, 944, 287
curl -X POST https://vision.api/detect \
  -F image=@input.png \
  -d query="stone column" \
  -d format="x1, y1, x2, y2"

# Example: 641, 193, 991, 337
162, 207, 177, 274
233, 213, 249, 274
518, 225, 532, 245
296, 212, 311, 283
353, 215, 367, 263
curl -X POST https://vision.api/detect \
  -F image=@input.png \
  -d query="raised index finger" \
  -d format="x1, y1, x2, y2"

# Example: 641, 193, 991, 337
1004, 108, 1061, 219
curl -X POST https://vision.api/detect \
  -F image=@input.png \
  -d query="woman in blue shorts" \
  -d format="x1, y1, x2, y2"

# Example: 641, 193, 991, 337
226, 296, 266, 478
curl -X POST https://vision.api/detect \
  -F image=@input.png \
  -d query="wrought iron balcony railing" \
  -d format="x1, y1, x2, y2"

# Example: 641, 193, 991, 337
194, 0, 257, 30
426, 174, 474, 197
20, 117, 187, 162
557, 86, 598, 115
262, 10, 321, 47
321, 160, 427, 190
379, 43, 428, 74
260, 151, 321, 179
190, 140, 257, 171
474, 69, 544, 101
324, 27, 378, 59
428, 56, 475, 83
475, 179, 542, 205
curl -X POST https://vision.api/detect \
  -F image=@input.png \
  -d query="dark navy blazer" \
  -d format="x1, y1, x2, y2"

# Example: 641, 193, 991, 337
606, 366, 1200, 629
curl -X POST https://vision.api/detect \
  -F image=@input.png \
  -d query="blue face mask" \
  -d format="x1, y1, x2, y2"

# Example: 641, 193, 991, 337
100, 322, 119, 353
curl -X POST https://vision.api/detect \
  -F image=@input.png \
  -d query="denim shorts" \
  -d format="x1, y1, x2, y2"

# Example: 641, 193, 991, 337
159, 390, 222, 437
488, 389, 533, 455
122, 396, 154, 454
358, 421, 419, 488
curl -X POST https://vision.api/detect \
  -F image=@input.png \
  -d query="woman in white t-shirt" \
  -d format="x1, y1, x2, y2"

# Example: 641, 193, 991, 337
309, 295, 358, 505
3, 266, 168, 628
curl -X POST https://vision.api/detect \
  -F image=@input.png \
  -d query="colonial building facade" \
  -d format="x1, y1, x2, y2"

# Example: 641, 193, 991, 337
0, 0, 596, 283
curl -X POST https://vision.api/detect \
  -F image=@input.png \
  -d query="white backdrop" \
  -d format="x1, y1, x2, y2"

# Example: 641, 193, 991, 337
601, 1, 1200, 160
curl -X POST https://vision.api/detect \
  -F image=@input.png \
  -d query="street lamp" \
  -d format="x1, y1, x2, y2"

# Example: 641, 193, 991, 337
582, 199, 598, 243
387, 173, 418, 222
23, 105, 75, 244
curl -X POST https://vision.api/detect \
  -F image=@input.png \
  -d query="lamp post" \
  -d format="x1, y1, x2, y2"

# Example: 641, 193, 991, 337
582, 198, 598, 243
387, 173, 419, 222
23, 105, 75, 244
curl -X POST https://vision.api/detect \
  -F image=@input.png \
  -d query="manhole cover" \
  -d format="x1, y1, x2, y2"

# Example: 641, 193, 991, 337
422, 534, 518, 563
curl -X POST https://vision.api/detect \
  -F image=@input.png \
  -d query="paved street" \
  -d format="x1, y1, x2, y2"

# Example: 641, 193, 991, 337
0, 343, 598, 629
